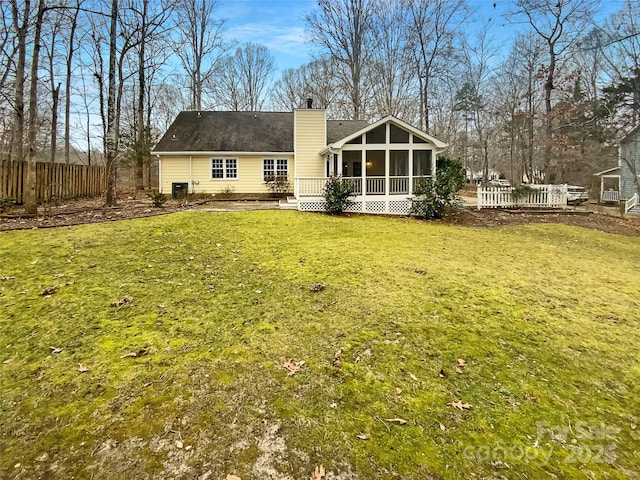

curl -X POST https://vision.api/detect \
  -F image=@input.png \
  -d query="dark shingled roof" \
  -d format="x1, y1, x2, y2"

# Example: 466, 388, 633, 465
153, 111, 370, 153
153, 111, 294, 152
327, 120, 369, 144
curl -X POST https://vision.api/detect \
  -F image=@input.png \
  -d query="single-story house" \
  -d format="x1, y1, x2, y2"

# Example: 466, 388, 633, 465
152, 103, 447, 214
594, 125, 640, 204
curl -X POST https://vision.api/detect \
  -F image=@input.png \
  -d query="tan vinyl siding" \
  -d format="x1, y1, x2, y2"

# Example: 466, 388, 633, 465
294, 109, 326, 178
159, 154, 294, 194
159, 156, 189, 194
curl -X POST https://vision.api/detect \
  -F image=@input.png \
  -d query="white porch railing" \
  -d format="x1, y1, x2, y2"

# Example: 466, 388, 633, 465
297, 177, 327, 197
296, 176, 418, 197
602, 190, 620, 202
625, 193, 639, 213
477, 185, 568, 209
389, 177, 409, 194
366, 177, 385, 195
344, 177, 362, 195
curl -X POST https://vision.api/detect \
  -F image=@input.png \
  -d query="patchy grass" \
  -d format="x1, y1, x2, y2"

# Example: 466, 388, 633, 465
0, 211, 639, 479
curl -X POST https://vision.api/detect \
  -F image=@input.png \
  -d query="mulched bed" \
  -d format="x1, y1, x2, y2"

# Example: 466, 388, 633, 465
439, 207, 640, 236
2, 195, 639, 236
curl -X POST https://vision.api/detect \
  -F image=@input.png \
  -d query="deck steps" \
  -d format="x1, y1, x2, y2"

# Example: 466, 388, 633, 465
279, 197, 298, 210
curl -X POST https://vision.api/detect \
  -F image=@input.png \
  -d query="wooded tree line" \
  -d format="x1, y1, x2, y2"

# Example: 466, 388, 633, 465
1, 0, 639, 211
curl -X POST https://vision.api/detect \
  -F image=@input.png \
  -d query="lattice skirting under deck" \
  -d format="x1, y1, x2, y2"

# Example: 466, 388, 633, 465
298, 198, 412, 215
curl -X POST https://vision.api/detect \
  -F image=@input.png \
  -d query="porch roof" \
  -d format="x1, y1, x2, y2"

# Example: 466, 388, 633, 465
593, 166, 621, 176
320, 115, 448, 154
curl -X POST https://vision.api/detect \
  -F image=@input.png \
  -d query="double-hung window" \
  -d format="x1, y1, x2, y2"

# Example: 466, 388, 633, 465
263, 159, 288, 182
211, 158, 238, 179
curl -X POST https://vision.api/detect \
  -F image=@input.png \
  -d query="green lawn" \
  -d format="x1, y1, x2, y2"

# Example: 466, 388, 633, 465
1, 211, 639, 479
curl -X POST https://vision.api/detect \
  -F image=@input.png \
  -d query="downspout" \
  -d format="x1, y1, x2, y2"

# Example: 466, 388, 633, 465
189, 155, 193, 193
157, 155, 162, 193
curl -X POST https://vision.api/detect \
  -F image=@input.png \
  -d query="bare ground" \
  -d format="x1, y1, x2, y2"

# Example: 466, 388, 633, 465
1, 194, 639, 236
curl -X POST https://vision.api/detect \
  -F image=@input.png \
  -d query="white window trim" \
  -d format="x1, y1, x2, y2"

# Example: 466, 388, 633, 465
262, 158, 289, 182
211, 158, 238, 180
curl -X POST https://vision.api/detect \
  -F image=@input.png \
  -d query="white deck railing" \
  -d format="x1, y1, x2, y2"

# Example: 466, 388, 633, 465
477, 185, 568, 209
602, 190, 620, 202
625, 193, 639, 212
366, 177, 385, 195
296, 176, 424, 197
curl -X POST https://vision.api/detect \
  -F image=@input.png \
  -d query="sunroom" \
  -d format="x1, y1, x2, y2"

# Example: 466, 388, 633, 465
295, 116, 447, 214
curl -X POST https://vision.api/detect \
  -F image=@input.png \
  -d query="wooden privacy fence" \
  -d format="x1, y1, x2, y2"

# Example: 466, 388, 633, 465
0, 160, 105, 204
477, 185, 568, 209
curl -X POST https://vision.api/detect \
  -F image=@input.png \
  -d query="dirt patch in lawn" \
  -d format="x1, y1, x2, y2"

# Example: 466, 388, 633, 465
1, 194, 639, 236
0, 194, 276, 231
438, 207, 640, 236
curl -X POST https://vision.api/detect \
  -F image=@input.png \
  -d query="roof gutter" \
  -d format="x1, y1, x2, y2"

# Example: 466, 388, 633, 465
151, 151, 295, 156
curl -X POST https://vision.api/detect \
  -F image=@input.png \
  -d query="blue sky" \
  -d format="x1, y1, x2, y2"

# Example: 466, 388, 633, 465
218, 0, 630, 73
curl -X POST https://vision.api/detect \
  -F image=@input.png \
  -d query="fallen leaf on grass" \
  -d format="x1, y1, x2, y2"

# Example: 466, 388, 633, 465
414, 269, 427, 275
78, 364, 88, 373
40, 286, 58, 296
506, 398, 520, 407
1, 276, 15, 281
395, 387, 402, 395
451, 400, 472, 410
438, 369, 446, 378
309, 282, 325, 292
455, 367, 463, 374
53, 273, 64, 278
120, 352, 137, 358
356, 434, 369, 440
311, 465, 325, 480
226, 475, 241, 480
457, 358, 467, 367
49, 346, 62, 354
110, 295, 133, 307
282, 360, 305, 376
439, 423, 446, 431
409, 373, 418, 381
175, 440, 183, 449
385, 418, 408, 425
333, 349, 342, 371
630, 423, 636, 430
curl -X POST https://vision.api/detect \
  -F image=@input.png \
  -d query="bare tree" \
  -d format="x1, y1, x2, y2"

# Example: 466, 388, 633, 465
173, 0, 226, 110
458, 28, 497, 185
10, 0, 30, 164
306, 0, 375, 120
105, 0, 118, 206
271, 58, 340, 113
370, 0, 414, 119
210, 43, 275, 111
24, 0, 48, 214
511, 0, 597, 168
63, 1, 81, 164
407, 0, 467, 132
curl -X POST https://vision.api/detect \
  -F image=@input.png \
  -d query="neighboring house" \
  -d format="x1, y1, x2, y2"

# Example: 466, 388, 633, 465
593, 126, 640, 205
465, 168, 502, 184
152, 103, 447, 214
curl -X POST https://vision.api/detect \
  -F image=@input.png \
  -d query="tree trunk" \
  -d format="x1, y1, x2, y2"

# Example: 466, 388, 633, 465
135, 0, 148, 191
11, 0, 30, 164
50, 83, 60, 164
64, 4, 80, 164
105, 0, 118, 207
25, 0, 46, 214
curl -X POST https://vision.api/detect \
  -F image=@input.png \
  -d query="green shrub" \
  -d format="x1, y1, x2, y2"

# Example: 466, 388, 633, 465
322, 175, 355, 215
510, 184, 536, 204
0, 196, 15, 213
410, 156, 465, 219
147, 190, 168, 208
264, 175, 291, 194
